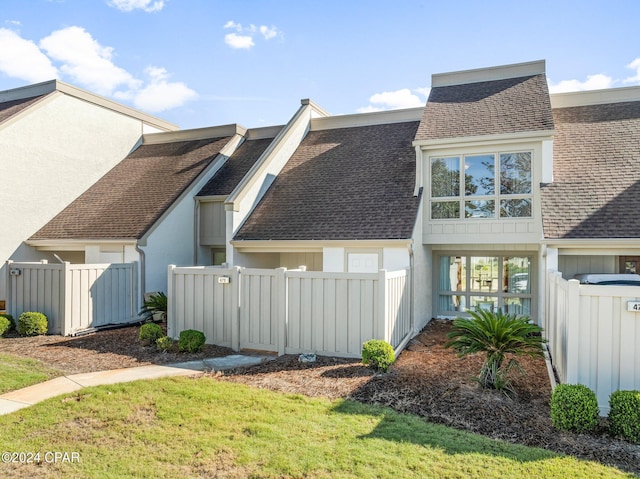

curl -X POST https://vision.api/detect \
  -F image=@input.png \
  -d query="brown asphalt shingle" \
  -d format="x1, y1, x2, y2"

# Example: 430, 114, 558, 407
234, 121, 420, 241
31, 136, 231, 240
415, 75, 554, 141
0, 94, 48, 124
198, 138, 273, 196
541, 101, 640, 239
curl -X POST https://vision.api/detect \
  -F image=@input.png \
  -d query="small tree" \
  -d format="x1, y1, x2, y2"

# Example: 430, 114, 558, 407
444, 308, 546, 391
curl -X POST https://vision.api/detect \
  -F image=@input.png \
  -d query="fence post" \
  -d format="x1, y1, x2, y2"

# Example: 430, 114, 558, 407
230, 266, 241, 352
565, 279, 580, 384
62, 262, 72, 336
167, 265, 175, 339
131, 261, 139, 319
5, 260, 12, 317
276, 267, 287, 356
377, 269, 388, 341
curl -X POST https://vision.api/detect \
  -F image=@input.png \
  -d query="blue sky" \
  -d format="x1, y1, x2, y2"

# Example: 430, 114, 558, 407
1, 0, 639, 130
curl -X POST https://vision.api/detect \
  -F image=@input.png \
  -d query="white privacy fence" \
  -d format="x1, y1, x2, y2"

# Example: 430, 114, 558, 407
6, 260, 138, 335
545, 271, 640, 414
168, 266, 413, 358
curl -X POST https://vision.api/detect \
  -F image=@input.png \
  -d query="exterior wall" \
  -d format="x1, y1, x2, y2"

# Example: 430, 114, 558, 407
558, 254, 616, 280
420, 140, 545, 245
322, 246, 410, 273
279, 252, 322, 271
411, 201, 432, 331
199, 200, 226, 246
0, 94, 145, 301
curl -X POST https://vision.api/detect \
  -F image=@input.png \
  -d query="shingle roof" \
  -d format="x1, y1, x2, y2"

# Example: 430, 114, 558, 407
234, 121, 421, 241
0, 94, 48, 124
197, 138, 273, 196
415, 75, 554, 141
31, 136, 231, 240
541, 101, 640, 239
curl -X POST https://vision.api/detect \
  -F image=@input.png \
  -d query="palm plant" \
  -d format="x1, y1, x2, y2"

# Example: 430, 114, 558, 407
444, 308, 546, 391
139, 292, 168, 323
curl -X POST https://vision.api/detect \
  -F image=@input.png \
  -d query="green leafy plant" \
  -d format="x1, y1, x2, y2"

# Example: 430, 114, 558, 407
156, 336, 174, 352
17, 312, 48, 336
608, 390, 640, 443
362, 339, 395, 372
139, 292, 168, 322
139, 323, 163, 345
178, 329, 206, 353
444, 309, 546, 391
0, 316, 11, 337
0, 313, 15, 332
550, 384, 599, 433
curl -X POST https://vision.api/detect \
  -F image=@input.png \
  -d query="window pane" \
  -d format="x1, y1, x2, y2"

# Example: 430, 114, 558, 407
503, 257, 531, 294
464, 155, 494, 196
431, 201, 460, 219
431, 157, 460, 198
465, 200, 495, 218
470, 296, 497, 312
500, 198, 532, 218
503, 298, 531, 316
470, 257, 499, 292
439, 256, 466, 292
439, 295, 466, 312
500, 152, 531, 194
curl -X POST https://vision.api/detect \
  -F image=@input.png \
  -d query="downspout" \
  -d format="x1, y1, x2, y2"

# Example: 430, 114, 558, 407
135, 242, 146, 305
194, 198, 200, 265
409, 241, 415, 334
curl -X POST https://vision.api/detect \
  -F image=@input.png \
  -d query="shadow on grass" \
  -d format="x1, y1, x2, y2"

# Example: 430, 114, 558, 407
331, 399, 557, 463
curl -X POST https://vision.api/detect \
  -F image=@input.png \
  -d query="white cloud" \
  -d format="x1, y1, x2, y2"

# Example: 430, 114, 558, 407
39, 26, 140, 95
357, 87, 427, 113
224, 33, 254, 50
623, 57, 640, 84
128, 66, 197, 112
107, 0, 165, 12
548, 73, 614, 93
0, 28, 58, 82
223, 20, 281, 49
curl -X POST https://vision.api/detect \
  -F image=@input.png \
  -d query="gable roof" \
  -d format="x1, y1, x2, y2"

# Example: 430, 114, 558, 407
197, 137, 274, 197
541, 99, 640, 239
415, 74, 555, 142
30, 135, 232, 241
0, 94, 49, 125
234, 121, 421, 241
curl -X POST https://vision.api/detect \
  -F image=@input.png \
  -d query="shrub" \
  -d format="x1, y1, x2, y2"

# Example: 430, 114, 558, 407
362, 339, 395, 372
178, 329, 206, 353
550, 384, 599, 433
139, 292, 168, 322
156, 336, 174, 352
17, 312, 48, 336
0, 313, 15, 332
608, 390, 640, 443
0, 316, 10, 337
444, 309, 546, 391
139, 323, 163, 345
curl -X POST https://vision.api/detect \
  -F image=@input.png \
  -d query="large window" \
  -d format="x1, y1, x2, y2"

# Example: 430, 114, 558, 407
430, 151, 532, 219
437, 255, 533, 316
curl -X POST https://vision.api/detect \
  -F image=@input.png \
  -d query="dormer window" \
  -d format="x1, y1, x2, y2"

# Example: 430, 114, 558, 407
430, 151, 532, 219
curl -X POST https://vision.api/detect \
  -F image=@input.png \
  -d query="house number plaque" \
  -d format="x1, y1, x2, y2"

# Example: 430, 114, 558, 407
627, 301, 640, 312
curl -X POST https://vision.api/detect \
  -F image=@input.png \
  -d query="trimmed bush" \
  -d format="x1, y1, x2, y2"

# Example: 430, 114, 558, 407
0, 315, 10, 337
550, 384, 599, 433
362, 339, 395, 372
608, 390, 640, 443
17, 312, 48, 336
178, 329, 206, 353
156, 336, 174, 352
139, 323, 163, 345
0, 313, 15, 332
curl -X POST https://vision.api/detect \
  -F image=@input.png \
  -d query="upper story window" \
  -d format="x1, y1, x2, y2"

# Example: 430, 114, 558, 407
430, 151, 532, 220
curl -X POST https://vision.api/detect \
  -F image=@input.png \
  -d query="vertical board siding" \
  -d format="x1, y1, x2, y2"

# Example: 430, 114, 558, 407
167, 267, 412, 359
546, 271, 640, 414
6, 262, 137, 335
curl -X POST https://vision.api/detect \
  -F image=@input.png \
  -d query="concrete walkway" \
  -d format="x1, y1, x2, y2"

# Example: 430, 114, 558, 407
0, 354, 272, 416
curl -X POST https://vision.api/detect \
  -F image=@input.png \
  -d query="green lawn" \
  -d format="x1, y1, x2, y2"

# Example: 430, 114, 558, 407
0, 353, 61, 394
0, 377, 632, 479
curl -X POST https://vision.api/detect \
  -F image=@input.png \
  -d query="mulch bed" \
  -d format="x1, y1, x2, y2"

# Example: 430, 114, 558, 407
1, 319, 638, 475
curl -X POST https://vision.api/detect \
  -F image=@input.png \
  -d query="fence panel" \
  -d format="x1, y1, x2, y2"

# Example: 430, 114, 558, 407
239, 268, 281, 352
383, 269, 412, 348
168, 266, 239, 349
285, 271, 379, 358
546, 271, 640, 414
